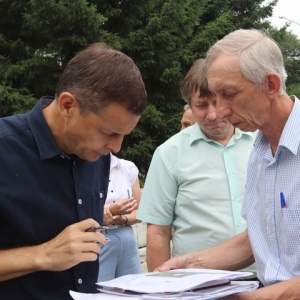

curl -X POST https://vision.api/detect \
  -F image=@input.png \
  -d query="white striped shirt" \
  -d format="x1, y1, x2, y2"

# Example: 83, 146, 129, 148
242, 96, 300, 286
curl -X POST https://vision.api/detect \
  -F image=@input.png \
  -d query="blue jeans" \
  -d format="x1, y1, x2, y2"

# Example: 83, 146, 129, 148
98, 225, 142, 281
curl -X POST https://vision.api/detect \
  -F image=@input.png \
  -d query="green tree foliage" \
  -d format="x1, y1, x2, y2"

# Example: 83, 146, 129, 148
0, 0, 116, 116
268, 26, 300, 96
3, 0, 297, 183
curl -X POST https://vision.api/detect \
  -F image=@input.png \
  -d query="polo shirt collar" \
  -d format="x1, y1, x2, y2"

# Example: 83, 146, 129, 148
188, 123, 203, 144
189, 123, 253, 146
28, 97, 62, 160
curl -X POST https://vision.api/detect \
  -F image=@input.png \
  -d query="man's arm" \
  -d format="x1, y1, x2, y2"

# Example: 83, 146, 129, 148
0, 218, 106, 282
147, 223, 172, 272
156, 230, 254, 271
222, 276, 300, 300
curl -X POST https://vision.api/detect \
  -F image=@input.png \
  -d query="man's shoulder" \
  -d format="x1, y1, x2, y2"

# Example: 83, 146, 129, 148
159, 128, 192, 150
0, 113, 29, 140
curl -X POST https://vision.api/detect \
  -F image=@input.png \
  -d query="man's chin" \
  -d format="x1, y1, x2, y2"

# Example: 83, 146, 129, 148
233, 123, 256, 132
79, 152, 103, 162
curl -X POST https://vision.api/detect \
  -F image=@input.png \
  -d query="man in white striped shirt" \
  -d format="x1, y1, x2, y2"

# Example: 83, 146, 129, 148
156, 29, 300, 299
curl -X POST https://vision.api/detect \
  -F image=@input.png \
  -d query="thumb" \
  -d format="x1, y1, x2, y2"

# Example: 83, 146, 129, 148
113, 215, 122, 221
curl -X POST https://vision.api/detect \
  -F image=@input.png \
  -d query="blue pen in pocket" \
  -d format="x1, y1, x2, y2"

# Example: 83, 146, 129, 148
280, 192, 287, 209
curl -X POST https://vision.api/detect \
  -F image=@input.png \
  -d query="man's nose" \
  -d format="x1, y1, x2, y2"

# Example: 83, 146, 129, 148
106, 135, 124, 153
215, 100, 231, 120
206, 105, 217, 120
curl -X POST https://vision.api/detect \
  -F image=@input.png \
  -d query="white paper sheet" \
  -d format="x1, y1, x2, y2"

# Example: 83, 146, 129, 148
70, 269, 259, 300
69, 290, 141, 300
70, 281, 259, 300
96, 269, 253, 294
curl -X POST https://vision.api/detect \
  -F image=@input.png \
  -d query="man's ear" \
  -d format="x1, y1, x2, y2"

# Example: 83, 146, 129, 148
267, 72, 281, 97
57, 92, 78, 121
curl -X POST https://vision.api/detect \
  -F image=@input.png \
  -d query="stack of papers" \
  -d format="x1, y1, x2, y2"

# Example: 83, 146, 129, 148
70, 269, 259, 300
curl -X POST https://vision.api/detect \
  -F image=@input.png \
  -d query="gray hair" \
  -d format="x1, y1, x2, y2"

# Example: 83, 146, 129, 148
206, 29, 287, 95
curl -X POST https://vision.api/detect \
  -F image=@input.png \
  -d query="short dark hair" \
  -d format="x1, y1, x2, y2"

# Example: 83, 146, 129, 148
56, 43, 147, 115
181, 58, 211, 103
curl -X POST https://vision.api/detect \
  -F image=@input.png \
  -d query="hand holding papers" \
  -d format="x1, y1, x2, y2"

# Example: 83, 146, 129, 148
70, 269, 259, 300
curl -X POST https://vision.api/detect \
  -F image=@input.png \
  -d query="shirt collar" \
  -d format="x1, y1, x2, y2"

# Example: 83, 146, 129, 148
189, 123, 254, 146
28, 97, 62, 160
110, 153, 119, 170
278, 96, 300, 155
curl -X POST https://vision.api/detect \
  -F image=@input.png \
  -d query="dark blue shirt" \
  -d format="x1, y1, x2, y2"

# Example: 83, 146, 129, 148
0, 97, 110, 299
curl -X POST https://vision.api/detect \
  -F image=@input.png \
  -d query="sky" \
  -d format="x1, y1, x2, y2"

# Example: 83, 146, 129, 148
267, 0, 300, 38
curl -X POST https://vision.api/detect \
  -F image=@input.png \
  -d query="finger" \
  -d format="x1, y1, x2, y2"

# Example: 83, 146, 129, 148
126, 202, 137, 213
84, 231, 107, 246
125, 200, 137, 209
76, 218, 101, 232
120, 198, 132, 205
81, 237, 111, 254
131, 199, 138, 205
104, 207, 113, 219
78, 251, 101, 262
156, 257, 181, 272
112, 215, 122, 221
124, 198, 136, 206
77, 241, 102, 254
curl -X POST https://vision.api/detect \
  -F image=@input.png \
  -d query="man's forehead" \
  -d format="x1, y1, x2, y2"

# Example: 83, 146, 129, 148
95, 104, 140, 135
207, 56, 242, 89
207, 53, 240, 74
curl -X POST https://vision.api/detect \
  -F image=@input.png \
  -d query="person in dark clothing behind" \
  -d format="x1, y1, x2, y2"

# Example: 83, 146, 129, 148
0, 42, 147, 300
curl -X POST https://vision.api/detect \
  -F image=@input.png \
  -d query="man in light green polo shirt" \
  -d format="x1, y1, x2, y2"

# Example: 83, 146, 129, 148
137, 59, 256, 275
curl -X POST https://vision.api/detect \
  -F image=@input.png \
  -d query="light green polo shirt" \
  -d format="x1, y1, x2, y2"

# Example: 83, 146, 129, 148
137, 124, 256, 272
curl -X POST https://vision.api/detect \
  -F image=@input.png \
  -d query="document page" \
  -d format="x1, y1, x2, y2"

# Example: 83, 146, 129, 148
96, 269, 253, 294
70, 280, 259, 300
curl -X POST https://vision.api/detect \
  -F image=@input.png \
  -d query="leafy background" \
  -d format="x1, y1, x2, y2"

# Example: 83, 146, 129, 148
1, 0, 299, 185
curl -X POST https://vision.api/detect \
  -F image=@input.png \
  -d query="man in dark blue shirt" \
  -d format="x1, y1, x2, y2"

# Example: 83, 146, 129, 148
0, 43, 147, 299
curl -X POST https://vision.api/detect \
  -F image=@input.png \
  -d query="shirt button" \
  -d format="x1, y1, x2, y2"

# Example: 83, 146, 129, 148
78, 199, 82, 204
78, 278, 83, 284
